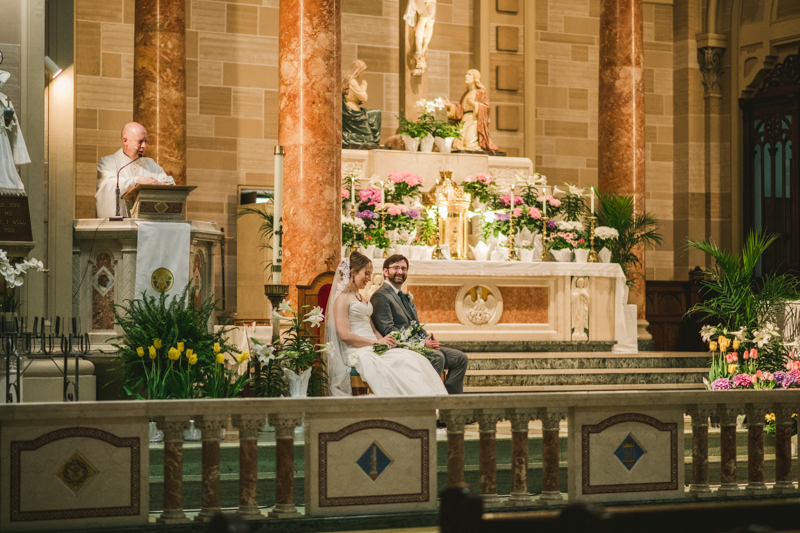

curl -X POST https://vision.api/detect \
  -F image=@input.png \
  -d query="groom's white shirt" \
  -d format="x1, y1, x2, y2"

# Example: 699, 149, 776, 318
384, 280, 402, 294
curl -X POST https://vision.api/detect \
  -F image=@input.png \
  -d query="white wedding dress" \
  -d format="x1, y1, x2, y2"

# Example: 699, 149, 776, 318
344, 300, 447, 396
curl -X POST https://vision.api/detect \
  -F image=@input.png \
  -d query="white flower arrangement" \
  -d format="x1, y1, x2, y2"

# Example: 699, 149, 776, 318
416, 98, 445, 115
593, 226, 619, 240
0, 250, 45, 288
557, 220, 584, 232
342, 215, 366, 230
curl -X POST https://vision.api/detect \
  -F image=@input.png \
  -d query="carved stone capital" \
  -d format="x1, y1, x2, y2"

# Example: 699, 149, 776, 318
538, 409, 566, 431
194, 415, 228, 440
698, 46, 726, 96
505, 409, 535, 432
268, 414, 303, 438
745, 404, 771, 426
475, 410, 505, 433
716, 405, 744, 426
231, 414, 267, 439
155, 417, 192, 442
774, 404, 795, 426
440, 410, 473, 434
686, 406, 714, 427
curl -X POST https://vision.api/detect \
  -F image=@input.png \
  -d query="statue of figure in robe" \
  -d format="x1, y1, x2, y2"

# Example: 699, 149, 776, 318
0, 70, 31, 195
341, 60, 382, 146
404, 0, 436, 76
443, 69, 500, 154
571, 277, 590, 341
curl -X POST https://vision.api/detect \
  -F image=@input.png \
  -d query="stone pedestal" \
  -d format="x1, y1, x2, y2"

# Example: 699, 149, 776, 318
134, 0, 186, 184
279, 0, 342, 303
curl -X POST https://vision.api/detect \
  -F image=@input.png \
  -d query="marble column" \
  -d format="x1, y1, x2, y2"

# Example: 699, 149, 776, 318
133, 0, 186, 184
475, 411, 504, 506
440, 411, 471, 487
687, 408, 712, 496
155, 417, 191, 524
268, 414, 302, 518
745, 405, 768, 494
716, 406, 741, 496
194, 416, 227, 522
538, 410, 565, 503
279, 0, 342, 302
597, 0, 648, 330
773, 406, 796, 492
505, 410, 534, 506
232, 415, 267, 518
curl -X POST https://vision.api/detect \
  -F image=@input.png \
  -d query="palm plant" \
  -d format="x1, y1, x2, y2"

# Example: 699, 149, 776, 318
236, 205, 274, 278
595, 191, 663, 285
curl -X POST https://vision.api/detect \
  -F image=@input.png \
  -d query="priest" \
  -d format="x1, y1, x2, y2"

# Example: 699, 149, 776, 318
95, 122, 175, 218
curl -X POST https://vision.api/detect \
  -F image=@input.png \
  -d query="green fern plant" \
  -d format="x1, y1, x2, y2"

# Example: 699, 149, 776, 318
595, 191, 663, 286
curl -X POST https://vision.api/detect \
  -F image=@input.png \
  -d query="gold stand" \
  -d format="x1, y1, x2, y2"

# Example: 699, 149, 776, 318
264, 284, 290, 345
540, 215, 553, 262
587, 216, 599, 263
506, 208, 519, 261
380, 213, 389, 259
432, 213, 445, 260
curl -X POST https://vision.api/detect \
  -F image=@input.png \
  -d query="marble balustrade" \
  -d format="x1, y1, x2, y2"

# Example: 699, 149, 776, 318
1, 391, 799, 530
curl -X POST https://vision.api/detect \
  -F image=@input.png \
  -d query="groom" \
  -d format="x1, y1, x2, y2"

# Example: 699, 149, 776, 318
370, 254, 468, 394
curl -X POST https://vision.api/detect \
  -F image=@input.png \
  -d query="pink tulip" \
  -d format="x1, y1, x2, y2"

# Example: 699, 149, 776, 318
743, 351, 749, 360
751, 349, 758, 360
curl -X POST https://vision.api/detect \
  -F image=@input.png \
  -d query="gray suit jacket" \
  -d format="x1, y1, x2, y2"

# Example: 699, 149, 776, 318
370, 282, 421, 337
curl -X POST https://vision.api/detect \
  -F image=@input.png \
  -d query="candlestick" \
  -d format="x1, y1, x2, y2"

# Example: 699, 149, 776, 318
272, 145, 284, 284
507, 209, 519, 262
432, 206, 445, 260
540, 214, 553, 262
587, 215, 599, 263
590, 186, 595, 214
381, 212, 389, 259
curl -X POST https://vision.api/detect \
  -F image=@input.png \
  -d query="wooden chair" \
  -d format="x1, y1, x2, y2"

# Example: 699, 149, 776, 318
296, 272, 334, 395
350, 367, 372, 396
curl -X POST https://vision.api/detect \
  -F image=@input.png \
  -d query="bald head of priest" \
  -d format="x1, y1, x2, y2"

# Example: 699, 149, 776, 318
95, 122, 176, 219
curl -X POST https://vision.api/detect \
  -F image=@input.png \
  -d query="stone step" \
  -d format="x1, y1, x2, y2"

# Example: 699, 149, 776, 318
466, 352, 709, 370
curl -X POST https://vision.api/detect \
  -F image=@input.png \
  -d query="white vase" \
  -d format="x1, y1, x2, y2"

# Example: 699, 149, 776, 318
402, 135, 420, 152
149, 421, 164, 443
599, 247, 612, 263
184, 419, 202, 441
469, 242, 490, 261
551, 248, 573, 262
520, 248, 534, 262
395, 244, 410, 257
574, 249, 590, 263
283, 367, 313, 398
359, 245, 376, 259
408, 246, 422, 260
490, 248, 509, 261
419, 135, 435, 152
434, 136, 454, 154
420, 245, 434, 260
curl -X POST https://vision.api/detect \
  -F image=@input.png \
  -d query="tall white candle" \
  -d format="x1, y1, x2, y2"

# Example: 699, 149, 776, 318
380, 181, 385, 206
351, 179, 355, 204
510, 184, 515, 210
273, 145, 284, 284
590, 186, 595, 214
542, 186, 547, 217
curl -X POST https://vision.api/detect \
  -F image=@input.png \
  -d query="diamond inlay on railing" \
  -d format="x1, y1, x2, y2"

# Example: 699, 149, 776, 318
356, 442, 392, 481
614, 433, 645, 471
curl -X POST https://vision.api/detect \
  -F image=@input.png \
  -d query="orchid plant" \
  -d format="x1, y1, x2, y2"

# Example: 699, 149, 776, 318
272, 300, 328, 396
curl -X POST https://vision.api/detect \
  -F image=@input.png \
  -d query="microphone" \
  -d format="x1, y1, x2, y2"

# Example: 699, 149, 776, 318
111, 155, 142, 221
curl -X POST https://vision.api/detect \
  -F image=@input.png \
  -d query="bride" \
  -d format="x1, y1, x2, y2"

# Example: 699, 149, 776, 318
327, 252, 448, 397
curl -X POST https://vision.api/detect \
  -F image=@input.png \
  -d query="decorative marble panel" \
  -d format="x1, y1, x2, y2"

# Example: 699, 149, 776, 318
91, 252, 115, 330
497, 286, 548, 323
406, 285, 460, 324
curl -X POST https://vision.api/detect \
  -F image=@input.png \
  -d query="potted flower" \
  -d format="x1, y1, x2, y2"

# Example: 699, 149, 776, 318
397, 98, 443, 152
386, 171, 424, 205
342, 214, 366, 254
593, 226, 619, 263
272, 301, 328, 397
432, 120, 462, 154
546, 231, 579, 262
461, 174, 496, 209
0, 251, 45, 332
557, 221, 589, 262
518, 239, 535, 262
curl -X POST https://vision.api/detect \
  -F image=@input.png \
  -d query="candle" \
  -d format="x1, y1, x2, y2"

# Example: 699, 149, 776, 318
380, 181, 385, 206
273, 145, 284, 284
510, 184, 515, 210
542, 186, 547, 217
590, 186, 595, 214
351, 179, 355, 204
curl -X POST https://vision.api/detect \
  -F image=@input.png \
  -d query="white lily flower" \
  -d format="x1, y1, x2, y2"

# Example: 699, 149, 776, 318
278, 299, 292, 314
700, 325, 716, 343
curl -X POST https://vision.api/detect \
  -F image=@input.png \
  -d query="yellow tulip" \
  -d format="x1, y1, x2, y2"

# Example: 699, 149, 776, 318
237, 351, 250, 365
185, 348, 194, 359
177, 341, 184, 352
188, 354, 198, 365
167, 347, 178, 360
718, 337, 730, 352
728, 363, 737, 374
136, 347, 144, 358
154, 338, 162, 349
213, 342, 221, 354
149, 346, 157, 359
709, 341, 718, 352
216, 352, 225, 364
732, 339, 740, 351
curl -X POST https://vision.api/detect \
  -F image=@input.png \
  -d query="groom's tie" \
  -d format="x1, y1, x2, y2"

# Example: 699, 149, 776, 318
398, 290, 414, 318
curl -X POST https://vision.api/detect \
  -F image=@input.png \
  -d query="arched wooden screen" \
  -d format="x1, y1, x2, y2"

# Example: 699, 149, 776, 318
741, 48, 800, 275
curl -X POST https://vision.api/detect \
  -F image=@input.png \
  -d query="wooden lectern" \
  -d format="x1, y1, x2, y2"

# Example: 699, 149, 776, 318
121, 184, 197, 221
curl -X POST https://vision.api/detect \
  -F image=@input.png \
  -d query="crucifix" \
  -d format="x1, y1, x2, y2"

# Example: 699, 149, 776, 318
399, 0, 436, 120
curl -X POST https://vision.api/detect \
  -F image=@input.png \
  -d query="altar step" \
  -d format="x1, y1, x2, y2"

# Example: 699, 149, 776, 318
463, 352, 709, 392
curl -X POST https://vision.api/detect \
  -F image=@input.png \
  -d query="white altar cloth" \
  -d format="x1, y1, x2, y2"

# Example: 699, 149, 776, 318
371, 259, 633, 351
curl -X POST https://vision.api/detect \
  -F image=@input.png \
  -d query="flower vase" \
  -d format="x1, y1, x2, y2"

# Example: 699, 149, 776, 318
359, 245, 376, 259
408, 246, 422, 260
420, 245, 434, 260
283, 367, 313, 398
551, 248, 573, 262
434, 137, 454, 154
419, 135, 435, 152
574, 249, 590, 263
520, 248, 534, 262
184, 419, 202, 441
599, 247, 612, 263
402, 135, 420, 152
149, 421, 164, 443
395, 244, 410, 257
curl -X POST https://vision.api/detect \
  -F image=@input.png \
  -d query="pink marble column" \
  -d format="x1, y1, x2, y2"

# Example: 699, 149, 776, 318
440, 411, 470, 487
194, 416, 227, 522
476, 411, 503, 506
268, 414, 302, 518
155, 417, 191, 524
538, 411, 564, 503
232, 415, 266, 518
745, 406, 768, 494
134, 0, 186, 184
506, 411, 534, 506
279, 0, 342, 302
687, 408, 712, 496
773, 406, 796, 492
716, 407, 741, 496
598, 0, 647, 321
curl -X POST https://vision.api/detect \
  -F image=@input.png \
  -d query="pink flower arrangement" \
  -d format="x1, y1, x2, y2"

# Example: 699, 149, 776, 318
528, 206, 542, 219
786, 359, 800, 371
341, 188, 351, 199
725, 352, 738, 363
732, 373, 753, 388
388, 171, 424, 187
463, 174, 493, 184
536, 194, 561, 207
790, 369, 800, 382
358, 188, 382, 206
500, 194, 524, 207
383, 203, 407, 216
512, 207, 522, 217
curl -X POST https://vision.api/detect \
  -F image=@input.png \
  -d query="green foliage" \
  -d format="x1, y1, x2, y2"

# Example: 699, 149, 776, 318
560, 186, 587, 221
398, 112, 432, 139
112, 284, 240, 399
418, 209, 439, 245
595, 191, 663, 286
432, 121, 462, 139
203, 348, 251, 398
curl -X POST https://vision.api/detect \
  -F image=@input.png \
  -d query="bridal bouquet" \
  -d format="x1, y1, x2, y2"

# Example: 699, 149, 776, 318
373, 321, 438, 364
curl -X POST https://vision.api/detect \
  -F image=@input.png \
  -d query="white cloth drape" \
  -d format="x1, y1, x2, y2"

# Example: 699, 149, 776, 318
134, 222, 190, 303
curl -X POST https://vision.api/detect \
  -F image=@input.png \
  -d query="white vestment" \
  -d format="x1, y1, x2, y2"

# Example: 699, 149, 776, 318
0, 71, 31, 195
95, 149, 175, 218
